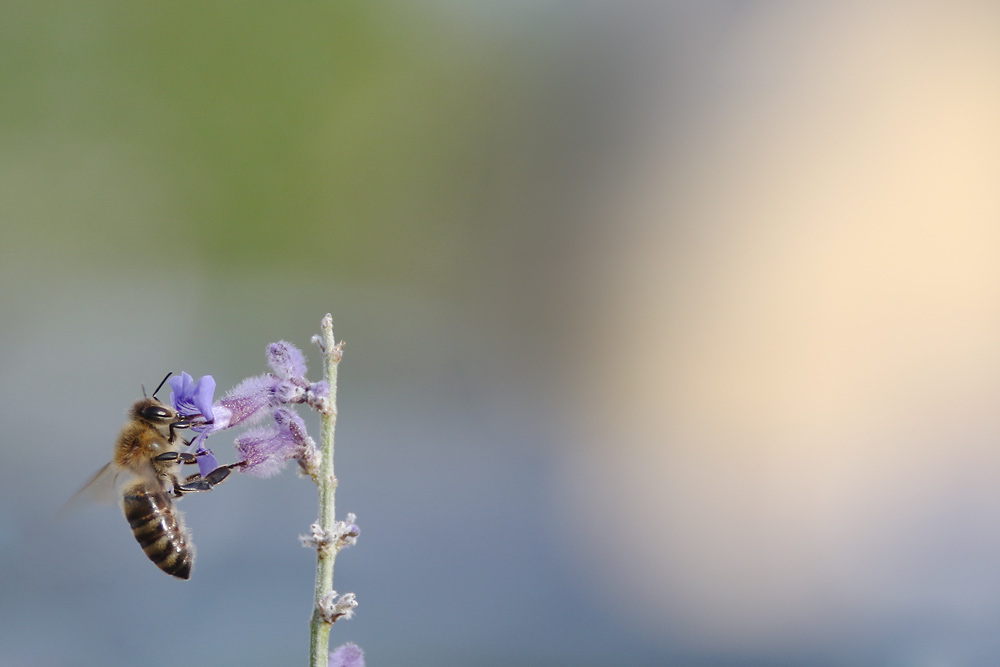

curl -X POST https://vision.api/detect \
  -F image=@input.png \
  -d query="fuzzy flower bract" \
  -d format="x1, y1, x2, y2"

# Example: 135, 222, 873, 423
234, 407, 310, 477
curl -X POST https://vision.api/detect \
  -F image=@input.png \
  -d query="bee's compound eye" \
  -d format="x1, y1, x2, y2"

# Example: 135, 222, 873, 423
141, 405, 173, 422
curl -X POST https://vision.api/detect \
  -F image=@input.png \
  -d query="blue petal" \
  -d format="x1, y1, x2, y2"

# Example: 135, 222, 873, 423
169, 372, 217, 421
192, 375, 216, 421
196, 449, 219, 478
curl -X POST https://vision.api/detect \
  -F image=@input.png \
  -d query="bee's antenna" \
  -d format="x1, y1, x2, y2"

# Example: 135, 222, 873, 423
151, 372, 173, 400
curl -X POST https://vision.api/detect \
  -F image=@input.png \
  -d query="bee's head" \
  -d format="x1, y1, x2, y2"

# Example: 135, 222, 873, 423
129, 397, 185, 425
132, 372, 191, 426
129, 396, 191, 446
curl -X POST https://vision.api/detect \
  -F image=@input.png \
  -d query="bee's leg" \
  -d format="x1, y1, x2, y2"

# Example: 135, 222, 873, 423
159, 449, 221, 466
177, 447, 228, 483
161, 454, 214, 497
174, 463, 243, 493
167, 419, 191, 444
169, 418, 213, 444
153, 452, 199, 464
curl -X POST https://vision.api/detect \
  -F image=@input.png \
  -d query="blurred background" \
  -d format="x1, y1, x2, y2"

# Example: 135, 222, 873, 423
3, 1, 1000, 665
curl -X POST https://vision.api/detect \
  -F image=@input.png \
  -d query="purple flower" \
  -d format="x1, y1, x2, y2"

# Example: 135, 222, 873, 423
310, 380, 330, 399
268, 340, 309, 380
265, 341, 330, 413
234, 408, 310, 478
168, 373, 215, 422
210, 341, 326, 431
169, 373, 221, 477
176, 341, 328, 479
329, 642, 364, 667
216, 374, 281, 429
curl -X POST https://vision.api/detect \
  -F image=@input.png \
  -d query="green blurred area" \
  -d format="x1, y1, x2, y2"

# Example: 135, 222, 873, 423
0, 1, 508, 289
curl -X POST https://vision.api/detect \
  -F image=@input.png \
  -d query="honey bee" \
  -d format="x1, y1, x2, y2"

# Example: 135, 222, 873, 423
73, 374, 234, 579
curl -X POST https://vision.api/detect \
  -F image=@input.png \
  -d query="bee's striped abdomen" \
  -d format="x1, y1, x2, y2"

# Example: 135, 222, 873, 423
122, 483, 193, 580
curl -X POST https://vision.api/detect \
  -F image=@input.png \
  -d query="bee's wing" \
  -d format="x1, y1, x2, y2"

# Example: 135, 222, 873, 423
59, 462, 122, 518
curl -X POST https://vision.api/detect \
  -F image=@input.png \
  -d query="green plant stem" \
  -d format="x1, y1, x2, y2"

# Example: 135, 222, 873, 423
310, 313, 342, 667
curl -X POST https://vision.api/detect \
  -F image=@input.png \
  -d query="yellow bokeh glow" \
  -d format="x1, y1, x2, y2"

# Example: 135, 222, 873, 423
556, 2, 1000, 652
